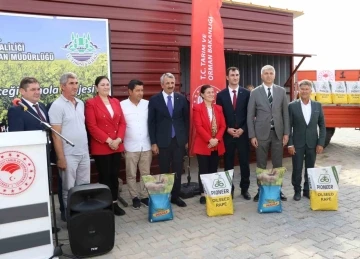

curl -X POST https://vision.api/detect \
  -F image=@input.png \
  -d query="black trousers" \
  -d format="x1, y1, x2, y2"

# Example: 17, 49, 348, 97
292, 145, 316, 192
158, 137, 184, 199
197, 151, 219, 194
224, 134, 250, 191
93, 153, 121, 201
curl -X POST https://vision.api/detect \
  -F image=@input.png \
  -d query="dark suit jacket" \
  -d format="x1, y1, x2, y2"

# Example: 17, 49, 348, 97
216, 87, 250, 144
288, 99, 326, 148
8, 98, 49, 132
148, 92, 189, 148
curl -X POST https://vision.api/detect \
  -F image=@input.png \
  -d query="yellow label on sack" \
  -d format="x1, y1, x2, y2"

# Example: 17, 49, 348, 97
310, 190, 338, 211
153, 209, 170, 218
315, 93, 332, 104
310, 93, 316, 101
205, 194, 233, 216
263, 200, 280, 208
348, 94, 360, 104
331, 94, 348, 104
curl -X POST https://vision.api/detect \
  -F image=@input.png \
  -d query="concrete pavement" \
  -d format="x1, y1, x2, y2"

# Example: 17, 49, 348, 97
57, 128, 360, 259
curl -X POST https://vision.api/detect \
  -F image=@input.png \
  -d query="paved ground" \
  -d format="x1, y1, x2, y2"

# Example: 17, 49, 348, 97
57, 128, 360, 259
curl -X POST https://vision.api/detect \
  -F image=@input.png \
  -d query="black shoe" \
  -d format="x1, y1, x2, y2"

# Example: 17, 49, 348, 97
293, 192, 301, 201
52, 227, 61, 233
280, 192, 287, 201
171, 197, 187, 207
60, 211, 66, 222
303, 191, 310, 199
140, 198, 149, 207
199, 196, 206, 204
114, 203, 126, 216
132, 197, 141, 210
241, 191, 251, 200
253, 192, 259, 202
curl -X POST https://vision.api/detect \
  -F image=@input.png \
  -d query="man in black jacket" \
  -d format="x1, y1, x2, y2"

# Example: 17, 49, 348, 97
148, 72, 189, 207
216, 67, 251, 200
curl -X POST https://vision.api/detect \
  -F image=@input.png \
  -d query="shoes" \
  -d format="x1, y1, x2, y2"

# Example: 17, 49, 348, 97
303, 191, 310, 199
280, 191, 287, 201
199, 196, 206, 204
141, 198, 149, 207
60, 211, 66, 222
171, 197, 187, 207
132, 197, 141, 210
293, 192, 301, 201
253, 192, 259, 202
241, 191, 251, 200
52, 227, 61, 233
114, 203, 126, 216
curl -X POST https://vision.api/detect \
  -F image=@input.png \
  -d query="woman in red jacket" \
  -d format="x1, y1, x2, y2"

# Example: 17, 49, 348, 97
85, 76, 126, 216
193, 84, 226, 204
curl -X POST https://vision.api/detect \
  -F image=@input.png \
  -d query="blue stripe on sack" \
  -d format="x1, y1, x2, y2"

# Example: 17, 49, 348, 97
0, 230, 51, 255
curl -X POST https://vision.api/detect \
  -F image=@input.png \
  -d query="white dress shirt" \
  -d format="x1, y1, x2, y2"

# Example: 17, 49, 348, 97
22, 98, 46, 119
162, 91, 174, 107
228, 86, 239, 106
263, 83, 273, 97
301, 99, 312, 125
120, 99, 151, 152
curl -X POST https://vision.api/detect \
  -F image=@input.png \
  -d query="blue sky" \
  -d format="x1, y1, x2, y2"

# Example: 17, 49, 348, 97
0, 14, 109, 60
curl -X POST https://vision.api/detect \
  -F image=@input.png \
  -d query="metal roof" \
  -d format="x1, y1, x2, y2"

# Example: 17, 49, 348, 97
223, 0, 304, 18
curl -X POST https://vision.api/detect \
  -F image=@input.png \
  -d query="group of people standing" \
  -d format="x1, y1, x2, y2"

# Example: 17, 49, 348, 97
192, 65, 325, 204
6, 64, 326, 230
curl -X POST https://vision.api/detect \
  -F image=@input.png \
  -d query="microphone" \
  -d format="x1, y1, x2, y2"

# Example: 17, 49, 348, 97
12, 98, 28, 111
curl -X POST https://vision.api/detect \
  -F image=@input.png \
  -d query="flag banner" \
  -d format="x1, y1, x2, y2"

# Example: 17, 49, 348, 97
189, 0, 226, 154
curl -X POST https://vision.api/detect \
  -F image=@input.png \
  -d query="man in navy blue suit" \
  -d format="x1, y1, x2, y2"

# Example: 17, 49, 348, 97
8, 77, 49, 131
148, 72, 189, 207
216, 67, 251, 200
7, 77, 61, 232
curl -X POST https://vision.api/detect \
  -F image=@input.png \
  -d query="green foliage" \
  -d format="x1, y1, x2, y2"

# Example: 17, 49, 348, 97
0, 53, 109, 120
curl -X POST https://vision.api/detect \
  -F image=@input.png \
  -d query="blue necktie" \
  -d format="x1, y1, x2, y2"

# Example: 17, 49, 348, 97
167, 95, 175, 138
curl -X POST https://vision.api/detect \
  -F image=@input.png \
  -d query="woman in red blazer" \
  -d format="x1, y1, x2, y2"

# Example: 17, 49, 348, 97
85, 76, 126, 216
192, 84, 226, 204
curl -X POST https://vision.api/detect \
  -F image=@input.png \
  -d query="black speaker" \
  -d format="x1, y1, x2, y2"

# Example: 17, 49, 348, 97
67, 183, 115, 258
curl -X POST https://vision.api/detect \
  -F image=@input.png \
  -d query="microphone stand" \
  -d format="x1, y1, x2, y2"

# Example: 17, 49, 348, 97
20, 108, 77, 259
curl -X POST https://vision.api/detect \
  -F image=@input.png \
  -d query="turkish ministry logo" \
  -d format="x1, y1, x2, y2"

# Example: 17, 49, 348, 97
0, 151, 36, 195
192, 85, 221, 106
63, 32, 99, 66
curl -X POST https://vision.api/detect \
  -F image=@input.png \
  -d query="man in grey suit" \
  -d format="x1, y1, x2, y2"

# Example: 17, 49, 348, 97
288, 79, 326, 201
247, 65, 289, 202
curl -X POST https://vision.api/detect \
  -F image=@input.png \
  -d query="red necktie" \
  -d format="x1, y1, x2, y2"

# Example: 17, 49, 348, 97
33, 104, 46, 122
232, 90, 237, 109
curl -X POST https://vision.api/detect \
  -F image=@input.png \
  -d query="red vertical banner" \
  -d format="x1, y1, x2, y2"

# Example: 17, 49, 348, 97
189, 0, 226, 155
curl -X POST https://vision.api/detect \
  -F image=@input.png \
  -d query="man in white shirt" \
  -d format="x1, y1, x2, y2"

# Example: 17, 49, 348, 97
288, 79, 326, 201
120, 80, 152, 209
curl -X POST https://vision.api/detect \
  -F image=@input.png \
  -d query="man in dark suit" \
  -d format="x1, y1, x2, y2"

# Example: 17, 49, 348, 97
148, 72, 189, 207
7, 77, 61, 232
288, 79, 326, 201
216, 67, 251, 200
8, 77, 49, 131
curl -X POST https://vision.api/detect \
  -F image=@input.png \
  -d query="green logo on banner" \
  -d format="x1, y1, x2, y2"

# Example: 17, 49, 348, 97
63, 32, 99, 66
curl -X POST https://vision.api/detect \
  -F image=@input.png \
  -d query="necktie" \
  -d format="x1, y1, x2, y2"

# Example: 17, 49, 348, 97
232, 90, 237, 109
33, 104, 46, 122
167, 95, 175, 138
267, 88, 274, 127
